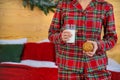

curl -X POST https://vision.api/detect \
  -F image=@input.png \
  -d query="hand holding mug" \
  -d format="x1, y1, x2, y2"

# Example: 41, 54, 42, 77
62, 30, 72, 42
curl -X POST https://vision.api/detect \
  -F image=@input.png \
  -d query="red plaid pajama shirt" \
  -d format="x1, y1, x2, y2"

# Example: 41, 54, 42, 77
48, 0, 117, 79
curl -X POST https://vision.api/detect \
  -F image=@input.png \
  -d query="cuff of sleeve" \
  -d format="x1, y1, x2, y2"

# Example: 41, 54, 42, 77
96, 41, 101, 51
96, 40, 106, 52
59, 33, 66, 45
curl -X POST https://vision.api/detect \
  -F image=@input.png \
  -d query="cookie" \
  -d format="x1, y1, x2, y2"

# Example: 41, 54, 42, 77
83, 42, 94, 52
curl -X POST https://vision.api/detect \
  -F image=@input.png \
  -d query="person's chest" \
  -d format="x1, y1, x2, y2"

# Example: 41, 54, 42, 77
61, 3, 105, 34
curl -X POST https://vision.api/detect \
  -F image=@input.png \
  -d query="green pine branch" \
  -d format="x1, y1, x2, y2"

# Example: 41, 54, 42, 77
22, 0, 59, 15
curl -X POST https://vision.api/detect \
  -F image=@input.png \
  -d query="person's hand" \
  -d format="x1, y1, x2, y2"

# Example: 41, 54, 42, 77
83, 41, 98, 57
61, 30, 72, 42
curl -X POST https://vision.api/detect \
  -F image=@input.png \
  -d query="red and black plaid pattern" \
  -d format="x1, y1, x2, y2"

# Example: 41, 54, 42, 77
58, 68, 111, 80
48, 0, 117, 73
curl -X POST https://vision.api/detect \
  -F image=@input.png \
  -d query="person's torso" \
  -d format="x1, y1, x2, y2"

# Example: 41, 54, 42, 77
56, 0, 110, 72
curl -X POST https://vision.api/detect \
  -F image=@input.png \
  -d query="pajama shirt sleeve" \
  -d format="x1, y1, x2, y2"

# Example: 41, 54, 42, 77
48, 1, 65, 45
97, 4, 118, 51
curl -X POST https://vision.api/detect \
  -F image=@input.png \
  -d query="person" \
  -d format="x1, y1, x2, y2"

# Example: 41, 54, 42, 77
48, 0, 118, 80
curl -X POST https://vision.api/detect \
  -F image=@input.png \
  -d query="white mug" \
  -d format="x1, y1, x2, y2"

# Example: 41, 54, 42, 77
66, 29, 75, 43
65, 24, 76, 43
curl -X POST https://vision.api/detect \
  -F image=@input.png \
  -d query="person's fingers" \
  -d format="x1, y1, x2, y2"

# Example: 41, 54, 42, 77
62, 32, 72, 42
63, 30, 72, 37
62, 35, 69, 42
63, 33, 71, 37
63, 30, 71, 33
83, 51, 94, 57
89, 52, 94, 55
62, 37, 68, 41
86, 40, 98, 53
63, 34, 71, 39
87, 53, 93, 57
92, 48, 96, 54
86, 53, 93, 57
63, 36, 70, 40
83, 40, 98, 57
83, 51, 85, 54
87, 40, 94, 43
62, 38, 69, 41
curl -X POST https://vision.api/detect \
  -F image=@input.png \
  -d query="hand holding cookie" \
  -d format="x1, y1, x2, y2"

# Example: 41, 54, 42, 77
83, 41, 98, 57
83, 41, 94, 52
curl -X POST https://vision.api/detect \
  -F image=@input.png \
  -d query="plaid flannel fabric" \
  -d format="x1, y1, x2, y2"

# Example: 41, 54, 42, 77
58, 68, 111, 80
48, 0, 117, 73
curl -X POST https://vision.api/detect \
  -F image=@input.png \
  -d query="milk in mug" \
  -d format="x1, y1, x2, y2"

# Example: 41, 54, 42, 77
66, 24, 76, 43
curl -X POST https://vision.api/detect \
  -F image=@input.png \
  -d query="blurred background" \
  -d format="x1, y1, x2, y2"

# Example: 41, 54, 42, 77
0, 0, 120, 63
